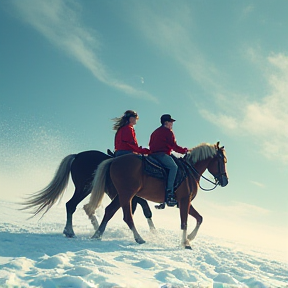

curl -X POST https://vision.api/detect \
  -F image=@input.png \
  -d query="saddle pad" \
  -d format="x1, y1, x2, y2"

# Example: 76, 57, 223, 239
143, 155, 189, 192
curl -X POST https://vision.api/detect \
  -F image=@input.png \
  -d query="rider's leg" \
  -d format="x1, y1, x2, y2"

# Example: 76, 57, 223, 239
152, 153, 178, 207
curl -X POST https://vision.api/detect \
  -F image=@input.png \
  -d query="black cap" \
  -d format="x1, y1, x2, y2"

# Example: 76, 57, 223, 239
160, 114, 176, 124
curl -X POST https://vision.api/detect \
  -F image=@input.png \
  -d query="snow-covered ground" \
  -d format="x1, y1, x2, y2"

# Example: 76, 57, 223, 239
0, 200, 287, 288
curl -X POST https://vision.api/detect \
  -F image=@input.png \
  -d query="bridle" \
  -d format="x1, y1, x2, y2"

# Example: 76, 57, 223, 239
185, 148, 227, 191
213, 148, 228, 185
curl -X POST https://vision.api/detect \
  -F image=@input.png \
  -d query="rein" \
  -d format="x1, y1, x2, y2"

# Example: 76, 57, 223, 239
185, 162, 219, 191
183, 157, 220, 192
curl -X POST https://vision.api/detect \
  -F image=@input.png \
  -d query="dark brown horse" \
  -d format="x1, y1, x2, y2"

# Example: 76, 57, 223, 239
84, 142, 228, 249
21, 150, 155, 237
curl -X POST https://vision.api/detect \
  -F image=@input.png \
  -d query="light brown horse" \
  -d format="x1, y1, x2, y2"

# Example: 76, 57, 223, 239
84, 142, 228, 249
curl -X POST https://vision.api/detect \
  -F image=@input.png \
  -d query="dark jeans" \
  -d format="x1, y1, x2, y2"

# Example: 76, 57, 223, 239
151, 153, 178, 192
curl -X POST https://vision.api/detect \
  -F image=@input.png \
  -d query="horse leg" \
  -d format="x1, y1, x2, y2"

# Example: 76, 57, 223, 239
133, 196, 156, 231
131, 196, 138, 214
64, 187, 94, 237
63, 188, 81, 237
122, 200, 145, 244
92, 195, 120, 240
83, 198, 100, 232
187, 205, 203, 241
85, 210, 100, 231
63, 210, 75, 238
178, 197, 191, 249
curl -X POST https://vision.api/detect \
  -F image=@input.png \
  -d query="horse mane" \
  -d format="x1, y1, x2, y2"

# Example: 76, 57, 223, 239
186, 143, 217, 164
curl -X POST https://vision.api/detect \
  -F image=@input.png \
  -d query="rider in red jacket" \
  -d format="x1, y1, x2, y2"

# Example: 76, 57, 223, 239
149, 125, 187, 155
149, 114, 188, 207
113, 110, 150, 157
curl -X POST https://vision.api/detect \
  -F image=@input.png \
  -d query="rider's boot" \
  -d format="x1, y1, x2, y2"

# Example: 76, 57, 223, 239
166, 189, 177, 207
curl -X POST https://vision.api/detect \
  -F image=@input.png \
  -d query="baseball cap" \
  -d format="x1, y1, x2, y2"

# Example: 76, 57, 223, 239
160, 114, 176, 124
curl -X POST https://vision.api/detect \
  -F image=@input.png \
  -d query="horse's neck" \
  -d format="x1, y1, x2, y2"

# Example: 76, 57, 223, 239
193, 158, 210, 177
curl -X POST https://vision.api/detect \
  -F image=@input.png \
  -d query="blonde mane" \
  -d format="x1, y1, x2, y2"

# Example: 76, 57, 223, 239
186, 143, 217, 164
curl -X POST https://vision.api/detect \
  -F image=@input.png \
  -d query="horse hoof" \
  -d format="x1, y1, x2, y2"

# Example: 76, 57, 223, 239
91, 231, 102, 240
185, 245, 192, 250
150, 227, 157, 234
135, 238, 146, 244
63, 229, 75, 238
65, 234, 76, 238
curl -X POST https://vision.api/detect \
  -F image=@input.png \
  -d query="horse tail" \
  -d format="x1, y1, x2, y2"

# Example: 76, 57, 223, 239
21, 154, 76, 218
84, 158, 114, 217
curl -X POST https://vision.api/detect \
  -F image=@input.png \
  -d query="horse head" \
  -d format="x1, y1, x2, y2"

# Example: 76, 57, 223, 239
207, 142, 228, 187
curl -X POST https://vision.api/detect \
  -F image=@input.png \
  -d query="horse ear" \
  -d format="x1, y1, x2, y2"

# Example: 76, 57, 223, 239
216, 141, 220, 148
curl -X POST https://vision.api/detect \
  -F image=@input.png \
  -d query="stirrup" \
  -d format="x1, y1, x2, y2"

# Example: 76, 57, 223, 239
166, 191, 177, 207
166, 197, 177, 207
155, 203, 166, 209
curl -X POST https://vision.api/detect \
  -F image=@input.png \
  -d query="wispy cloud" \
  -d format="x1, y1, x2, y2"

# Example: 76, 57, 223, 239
201, 201, 271, 224
220, 201, 270, 217
200, 53, 288, 163
126, 2, 223, 93
126, 2, 287, 162
242, 4, 254, 17
250, 180, 265, 188
10, 0, 157, 102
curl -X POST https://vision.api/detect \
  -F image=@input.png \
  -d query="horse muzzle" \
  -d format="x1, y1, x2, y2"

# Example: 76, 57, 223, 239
216, 173, 229, 187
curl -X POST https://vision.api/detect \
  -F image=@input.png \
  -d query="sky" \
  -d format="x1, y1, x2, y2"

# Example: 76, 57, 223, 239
0, 0, 287, 255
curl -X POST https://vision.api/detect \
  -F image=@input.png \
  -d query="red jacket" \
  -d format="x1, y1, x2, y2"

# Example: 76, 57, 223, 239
115, 125, 150, 154
149, 126, 187, 155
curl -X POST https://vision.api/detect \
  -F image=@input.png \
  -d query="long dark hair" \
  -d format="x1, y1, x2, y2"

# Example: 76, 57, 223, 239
112, 110, 138, 132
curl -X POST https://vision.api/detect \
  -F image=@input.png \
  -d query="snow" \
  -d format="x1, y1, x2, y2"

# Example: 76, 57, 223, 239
0, 200, 287, 288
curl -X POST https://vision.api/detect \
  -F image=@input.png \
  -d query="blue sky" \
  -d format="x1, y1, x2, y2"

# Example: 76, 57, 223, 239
1, 1, 287, 252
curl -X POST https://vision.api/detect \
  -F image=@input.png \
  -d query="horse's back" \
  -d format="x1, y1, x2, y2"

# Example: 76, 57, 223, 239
76, 150, 109, 160
111, 154, 142, 173
71, 150, 111, 184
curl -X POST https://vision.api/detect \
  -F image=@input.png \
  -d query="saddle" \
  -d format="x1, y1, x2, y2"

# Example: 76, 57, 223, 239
143, 154, 190, 192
